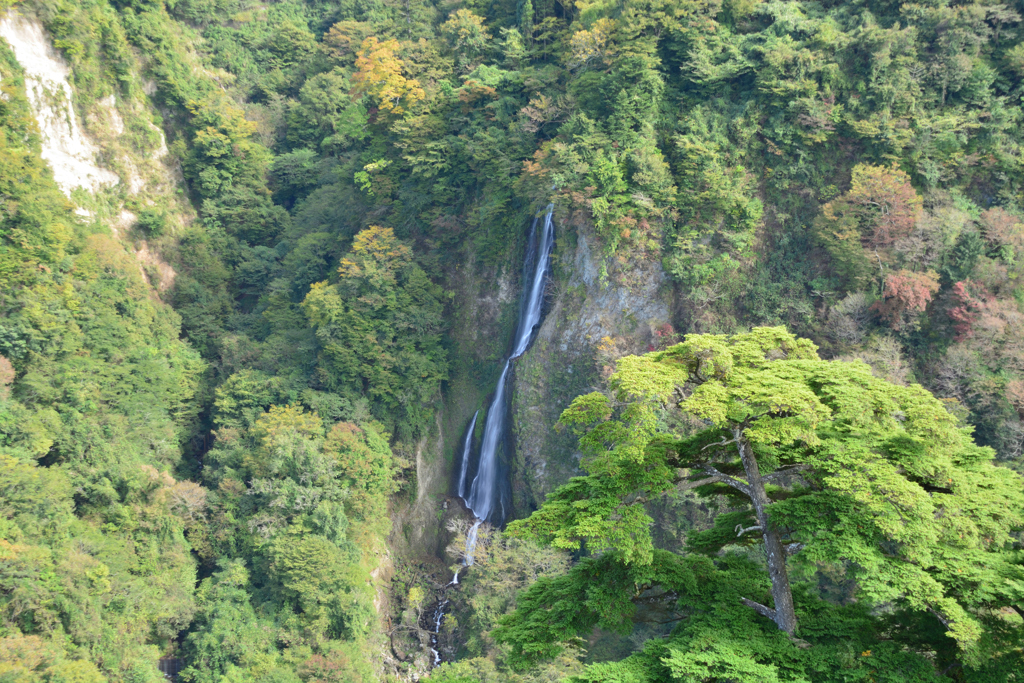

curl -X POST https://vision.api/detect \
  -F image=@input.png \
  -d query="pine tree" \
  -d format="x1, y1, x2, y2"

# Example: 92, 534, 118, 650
501, 327, 1024, 673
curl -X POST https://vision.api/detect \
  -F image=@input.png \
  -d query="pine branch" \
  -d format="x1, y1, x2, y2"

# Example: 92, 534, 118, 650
676, 475, 729, 490
926, 604, 952, 628
700, 436, 737, 452
699, 465, 752, 497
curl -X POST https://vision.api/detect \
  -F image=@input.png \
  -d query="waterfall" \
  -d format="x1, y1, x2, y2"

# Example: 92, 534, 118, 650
464, 362, 511, 522
462, 204, 555, 537
456, 411, 479, 499
433, 205, 555, 668
510, 204, 558, 361
428, 598, 449, 666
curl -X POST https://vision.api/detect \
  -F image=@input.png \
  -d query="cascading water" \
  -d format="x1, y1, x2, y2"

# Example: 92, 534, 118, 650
463, 203, 555, 546
456, 411, 479, 500
451, 413, 479, 585
451, 518, 480, 585
429, 205, 554, 668
428, 598, 449, 666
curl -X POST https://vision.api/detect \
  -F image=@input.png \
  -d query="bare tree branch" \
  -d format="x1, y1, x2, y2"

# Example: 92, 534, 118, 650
700, 465, 752, 496
740, 597, 777, 621
677, 475, 730, 491
926, 604, 952, 628
735, 524, 763, 538
701, 436, 737, 452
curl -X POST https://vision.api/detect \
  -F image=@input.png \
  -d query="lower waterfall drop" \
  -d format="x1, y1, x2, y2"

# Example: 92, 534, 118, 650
456, 411, 479, 500
428, 598, 449, 666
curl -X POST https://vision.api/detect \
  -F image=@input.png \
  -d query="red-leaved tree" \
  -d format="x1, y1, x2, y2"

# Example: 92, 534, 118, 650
872, 269, 940, 330
822, 163, 923, 250
949, 280, 989, 340
980, 207, 1024, 250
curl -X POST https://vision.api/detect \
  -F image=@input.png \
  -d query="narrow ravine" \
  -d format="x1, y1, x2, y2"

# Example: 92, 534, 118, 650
463, 203, 555, 530
424, 205, 556, 668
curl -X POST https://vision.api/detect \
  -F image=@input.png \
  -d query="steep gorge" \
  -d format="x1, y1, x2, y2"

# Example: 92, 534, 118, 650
4, 0, 1024, 680
0, 16, 681, 660
511, 228, 673, 516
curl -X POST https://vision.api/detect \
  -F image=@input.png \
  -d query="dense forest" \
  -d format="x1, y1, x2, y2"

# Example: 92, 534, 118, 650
1, 0, 1024, 680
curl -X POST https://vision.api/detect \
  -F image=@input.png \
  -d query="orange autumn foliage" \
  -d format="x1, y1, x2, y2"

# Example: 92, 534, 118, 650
824, 164, 923, 249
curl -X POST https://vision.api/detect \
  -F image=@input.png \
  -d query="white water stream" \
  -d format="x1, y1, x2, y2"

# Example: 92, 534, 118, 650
429, 206, 555, 668
456, 411, 479, 500
463, 204, 555, 528
428, 598, 449, 666
455, 204, 555, 569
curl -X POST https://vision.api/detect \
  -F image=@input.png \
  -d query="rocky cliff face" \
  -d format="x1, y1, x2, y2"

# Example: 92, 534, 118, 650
0, 10, 675, 680
390, 219, 673, 677
0, 14, 118, 196
389, 245, 520, 559
510, 226, 673, 517
381, 239, 528, 680
401, 219, 673, 550
0, 10, 184, 290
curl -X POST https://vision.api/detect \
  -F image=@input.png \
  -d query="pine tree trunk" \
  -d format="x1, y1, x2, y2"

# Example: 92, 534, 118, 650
734, 428, 798, 634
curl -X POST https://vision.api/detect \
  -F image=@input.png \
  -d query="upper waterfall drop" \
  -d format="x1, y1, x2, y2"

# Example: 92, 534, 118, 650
511, 205, 557, 360
463, 204, 555, 524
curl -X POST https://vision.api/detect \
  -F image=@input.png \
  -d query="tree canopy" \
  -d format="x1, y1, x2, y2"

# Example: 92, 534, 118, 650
501, 328, 1024, 679
4, 0, 1024, 678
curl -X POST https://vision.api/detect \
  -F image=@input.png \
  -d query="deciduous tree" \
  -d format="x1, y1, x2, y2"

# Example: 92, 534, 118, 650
837, 164, 923, 249
351, 37, 424, 117
872, 269, 940, 330
302, 227, 447, 439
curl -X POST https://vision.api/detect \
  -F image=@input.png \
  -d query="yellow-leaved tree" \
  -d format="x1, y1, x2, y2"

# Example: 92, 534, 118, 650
351, 37, 424, 117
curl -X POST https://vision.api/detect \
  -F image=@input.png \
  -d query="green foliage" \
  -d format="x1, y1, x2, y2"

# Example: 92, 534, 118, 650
302, 226, 448, 440
188, 401, 390, 678
285, 69, 367, 154
213, 370, 284, 430
0, 36, 204, 680
0, 634, 110, 683
180, 562, 275, 683
445, 525, 571, 665
502, 328, 1024, 678
8, 0, 1024, 679
0, 453, 199, 682
0, 45, 73, 287
324, 421, 395, 506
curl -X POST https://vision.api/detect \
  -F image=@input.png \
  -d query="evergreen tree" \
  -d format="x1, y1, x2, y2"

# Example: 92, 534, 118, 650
500, 328, 1024, 677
